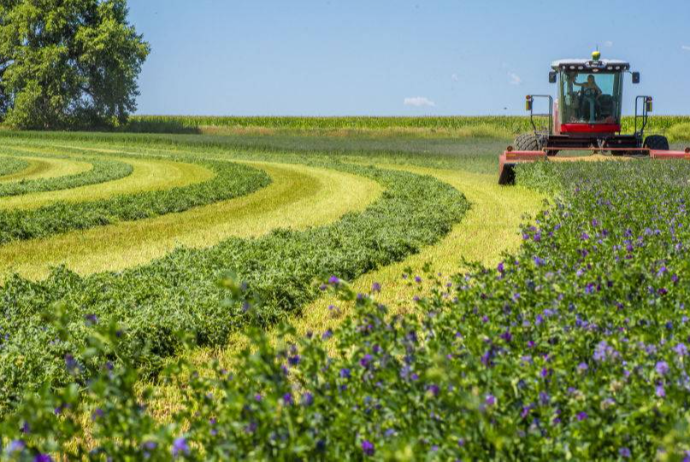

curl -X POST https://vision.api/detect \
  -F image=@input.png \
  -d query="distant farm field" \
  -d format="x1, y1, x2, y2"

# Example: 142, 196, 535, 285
2, 127, 690, 459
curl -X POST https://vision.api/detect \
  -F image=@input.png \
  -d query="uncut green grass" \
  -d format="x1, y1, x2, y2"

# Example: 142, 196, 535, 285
0, 156, 28, 178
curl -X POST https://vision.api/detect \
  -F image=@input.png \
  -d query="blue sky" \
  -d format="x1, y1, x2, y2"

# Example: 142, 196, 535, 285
128, 0, 690, 116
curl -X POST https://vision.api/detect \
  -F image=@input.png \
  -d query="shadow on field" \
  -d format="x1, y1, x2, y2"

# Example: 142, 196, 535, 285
121, 119, 202, 134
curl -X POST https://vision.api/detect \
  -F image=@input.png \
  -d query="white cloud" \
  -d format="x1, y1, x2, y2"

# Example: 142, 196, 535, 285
682, 45, 690, 52
451, 73, 460, 82
508, 72, 522, 85
604, 41, 614, 48
404, 96, 436, 107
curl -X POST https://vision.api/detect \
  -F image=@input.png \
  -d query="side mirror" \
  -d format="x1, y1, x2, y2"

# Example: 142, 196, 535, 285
549, 71, 557, 83
632, 72, 640, 84
646, 97, 653, 113
525, 96, 533, 112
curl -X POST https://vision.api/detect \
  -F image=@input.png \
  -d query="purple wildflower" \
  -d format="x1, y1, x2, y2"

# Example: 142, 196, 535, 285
655, 361, 669, 376
172, 437, 190, 457
414, 276, 422, 284
328, 276, 340, 285
361, 440, 375, 456
340, 368, 351, 379
619, 447, 631, 458
283, 393, 293, 405
33, 455, 52, 462
302, 392, 314, 406
674, 343, 688, 356
360, 354, 373, 368
656, 384, 666, 398
371, 282, 381, 293
485, 394, 496, 406
7, 440, 25, 453
577, 411, 588, 421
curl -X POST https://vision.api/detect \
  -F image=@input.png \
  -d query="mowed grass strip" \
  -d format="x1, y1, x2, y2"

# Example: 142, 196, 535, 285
0, 157, 213, 210
0, 155, 93, 183
183, 165, 545, 371
0, 162, 382, 279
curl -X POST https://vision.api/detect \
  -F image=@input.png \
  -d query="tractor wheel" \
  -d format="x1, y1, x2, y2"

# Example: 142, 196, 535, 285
644, 135, 670, 151
514, 133, 540, 152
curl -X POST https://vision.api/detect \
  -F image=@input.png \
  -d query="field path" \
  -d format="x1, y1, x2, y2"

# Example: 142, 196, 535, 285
0, 156, 93, 183
0, 161, 382, 279
0, 158, 212, 210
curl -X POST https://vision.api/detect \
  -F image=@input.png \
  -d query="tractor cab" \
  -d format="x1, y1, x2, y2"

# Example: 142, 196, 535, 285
498, 50, 690, 185
552, 57, 628, 133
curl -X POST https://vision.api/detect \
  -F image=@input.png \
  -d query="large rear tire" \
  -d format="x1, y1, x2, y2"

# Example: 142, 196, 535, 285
644, 135, 670, 151
514, 133, 540, 151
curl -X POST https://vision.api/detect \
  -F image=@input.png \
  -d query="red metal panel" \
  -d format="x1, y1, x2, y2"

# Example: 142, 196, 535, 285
560, 123, 621, 134
650, 150, 690, 160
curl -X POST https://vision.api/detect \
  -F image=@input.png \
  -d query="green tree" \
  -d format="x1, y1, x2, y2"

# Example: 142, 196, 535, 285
0, 0, 150, 129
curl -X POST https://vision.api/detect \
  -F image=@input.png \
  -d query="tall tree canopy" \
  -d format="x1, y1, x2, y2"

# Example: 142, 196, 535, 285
0, 0, 149, 129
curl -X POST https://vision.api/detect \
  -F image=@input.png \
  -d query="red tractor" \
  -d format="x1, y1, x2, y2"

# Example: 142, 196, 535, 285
498, 51, 690, 184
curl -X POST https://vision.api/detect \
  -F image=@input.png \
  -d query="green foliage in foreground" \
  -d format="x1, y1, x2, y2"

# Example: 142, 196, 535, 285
0, 153, 133, 197
0, 157, 28, 177
0, 158, 269, 244
0, 165, 467, 412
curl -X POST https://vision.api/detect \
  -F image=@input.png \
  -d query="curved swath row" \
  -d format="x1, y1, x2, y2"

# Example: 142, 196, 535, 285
0, 160, 382, 279
0, 156, 30, 178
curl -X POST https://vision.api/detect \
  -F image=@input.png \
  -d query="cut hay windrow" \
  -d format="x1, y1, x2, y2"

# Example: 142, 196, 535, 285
0, 161, 382, 279
0, 162, 468, 412
0, 156, 29, 178
0, 155, 93, 184
0, 151, 133, 198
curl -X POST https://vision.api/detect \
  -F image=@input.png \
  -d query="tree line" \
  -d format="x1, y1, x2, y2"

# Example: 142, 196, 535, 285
0, 0, 149, 129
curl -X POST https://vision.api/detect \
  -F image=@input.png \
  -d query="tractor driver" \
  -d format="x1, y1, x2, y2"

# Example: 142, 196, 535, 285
573, 75, 602, 96
572, 75, 602, 122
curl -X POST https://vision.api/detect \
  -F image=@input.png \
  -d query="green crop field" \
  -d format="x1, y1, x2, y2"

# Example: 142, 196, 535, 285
2, 122, 690, 460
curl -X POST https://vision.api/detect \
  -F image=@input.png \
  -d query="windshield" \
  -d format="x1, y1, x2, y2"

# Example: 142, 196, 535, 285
559, 71, 622, 124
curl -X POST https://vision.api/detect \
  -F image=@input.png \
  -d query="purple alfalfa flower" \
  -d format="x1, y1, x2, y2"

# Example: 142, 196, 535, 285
427, 384, 440, 397
497, 262, 505, 274
282, 393, 293, 405
360, 354, 373, 369
591, 218, 600, 227
340, 368, 351, 379
328, 276, 340, 285
33, 455, 52, 462
302, 392, 314, 406
84, 313, 98, 325
619, 447, 631, 458
540, 368, 550, 378
321, 329, 333, 340
576, 411, 588, 421
288, 355, 300, 366
64, 354, 78, 373
7, 440, 25, 453
500, 330, 512, 343
361, 440, 375, 456
414, 276, 422, 284
656, 361, 670, 376
371, 282, 381, 293
533, 256, 545, 266
674, 343, 688, 357
91, 408, 105, 421
657, 266, 668, 277
577, 362, 588, 372
319, 283, 328, 291
580, 232, 590, 241
172, 437, 190, 458
656, 384, 666, 398
539, 391, 550, 406
485, 394, 496, 407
